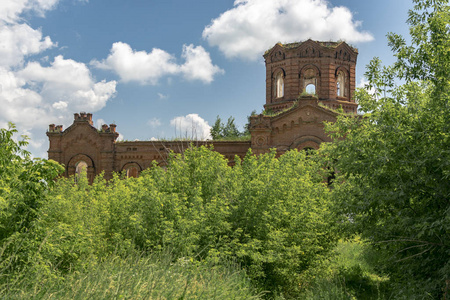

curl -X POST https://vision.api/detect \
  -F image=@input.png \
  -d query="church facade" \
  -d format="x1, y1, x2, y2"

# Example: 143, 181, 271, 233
47, 40, 358, 181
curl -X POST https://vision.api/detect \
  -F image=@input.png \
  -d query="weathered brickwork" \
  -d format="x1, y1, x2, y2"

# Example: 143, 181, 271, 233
47, 40, 358, 181
264, 39, 358, 114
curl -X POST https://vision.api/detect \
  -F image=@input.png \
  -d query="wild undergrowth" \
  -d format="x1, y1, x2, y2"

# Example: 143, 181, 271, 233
0, 251, 261, 299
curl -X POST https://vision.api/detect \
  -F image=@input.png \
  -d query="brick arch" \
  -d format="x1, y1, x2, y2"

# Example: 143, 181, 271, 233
290, 135, 323, 150
67, 154, 96, 182
299, 64, 321, 76
299, 64, 321, 95
272, 67, 286, 78
121, 162, 143, 178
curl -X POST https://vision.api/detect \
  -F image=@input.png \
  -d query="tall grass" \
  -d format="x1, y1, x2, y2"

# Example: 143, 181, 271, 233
0, 252, 262, 299
302, 238, 390, 300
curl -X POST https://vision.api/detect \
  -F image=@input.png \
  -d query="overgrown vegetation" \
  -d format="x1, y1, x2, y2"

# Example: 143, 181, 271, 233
323, 0, 450, 298
0, 0, 449, 298
303, 237, 390, 300
1, 252, 261, 300
0, 139, 339, 298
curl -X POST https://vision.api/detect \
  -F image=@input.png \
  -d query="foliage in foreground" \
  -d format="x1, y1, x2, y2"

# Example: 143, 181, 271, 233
1, 2, 449, 298
2, 252, 261, 300
0, 126, 337, 298
324, 0, 450, 297
0, 124, 63, 243
303, 238, 390, 300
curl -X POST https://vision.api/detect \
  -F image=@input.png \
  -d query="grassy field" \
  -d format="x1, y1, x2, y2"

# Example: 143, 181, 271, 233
0, 252, 262, 300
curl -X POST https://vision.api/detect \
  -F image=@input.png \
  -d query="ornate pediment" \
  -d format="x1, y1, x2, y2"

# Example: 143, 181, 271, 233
334, 43, 358, 62
63, 120, 98, 136
264, 43, 285, 63
298, 44, 320, 58
60, 124, 101, 151
292, 39, 319, 58
271, 50, 285, 62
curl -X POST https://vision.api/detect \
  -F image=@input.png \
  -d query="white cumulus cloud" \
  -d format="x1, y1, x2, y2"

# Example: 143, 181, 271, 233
52, 100, 68, 110
0, 56, 116, 130
0, 23, 55, 68
0, 0, 59, 23
91, 42, 223, 84
95, 118, 105, 129
170, 114, 212, 140
0, 67, 45, 129
0, 0, 116, 158
18, 56, 117, 114
202, 0, 374, 61
180, 44, 225, 83
91, 42, 179, 85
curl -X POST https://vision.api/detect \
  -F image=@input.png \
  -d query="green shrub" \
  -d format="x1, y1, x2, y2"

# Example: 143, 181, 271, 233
1, 141, 338, 298
302, 238, 390, 300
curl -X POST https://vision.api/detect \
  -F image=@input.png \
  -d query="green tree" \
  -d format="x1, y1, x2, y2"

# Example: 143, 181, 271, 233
210, 115, 244, 139
324, 0, 450, 297
242, 110, 257, 136
0, 124, 63, 240
223, 116, 240, 138
211, 115, 224, 139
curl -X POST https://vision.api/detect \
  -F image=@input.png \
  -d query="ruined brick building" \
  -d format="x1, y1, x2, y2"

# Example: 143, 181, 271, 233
47, 40, 358, 181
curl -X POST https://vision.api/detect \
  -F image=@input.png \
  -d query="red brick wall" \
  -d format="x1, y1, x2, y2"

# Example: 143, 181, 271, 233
48, 41, 358, 181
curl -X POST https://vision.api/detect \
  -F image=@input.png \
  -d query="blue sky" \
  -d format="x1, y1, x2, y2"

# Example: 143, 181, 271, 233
0, 0, 414, 157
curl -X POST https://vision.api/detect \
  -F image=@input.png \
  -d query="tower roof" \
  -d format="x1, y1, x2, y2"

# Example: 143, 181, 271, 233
263, 39, 358, 57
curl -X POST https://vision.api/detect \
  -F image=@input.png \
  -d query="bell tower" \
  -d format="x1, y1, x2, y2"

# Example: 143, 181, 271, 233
263, 39, 358, 114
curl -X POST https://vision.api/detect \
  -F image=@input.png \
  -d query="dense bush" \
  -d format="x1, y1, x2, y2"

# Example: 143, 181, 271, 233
324, 0, 450, 297
0, 134, 338, 298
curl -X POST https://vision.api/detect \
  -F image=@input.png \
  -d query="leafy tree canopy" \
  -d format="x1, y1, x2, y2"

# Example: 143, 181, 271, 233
0, 124, 63, 240
210, 111, 256, 140
324, 0, 450, 297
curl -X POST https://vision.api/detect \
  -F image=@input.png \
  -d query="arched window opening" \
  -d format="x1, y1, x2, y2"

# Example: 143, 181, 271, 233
305, 84, 316, 95
274, 72, 284, 98
303, 68, 317, 95
75, 161, 88, 182
126, 166, 139, 178
336, 71, 346, 97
